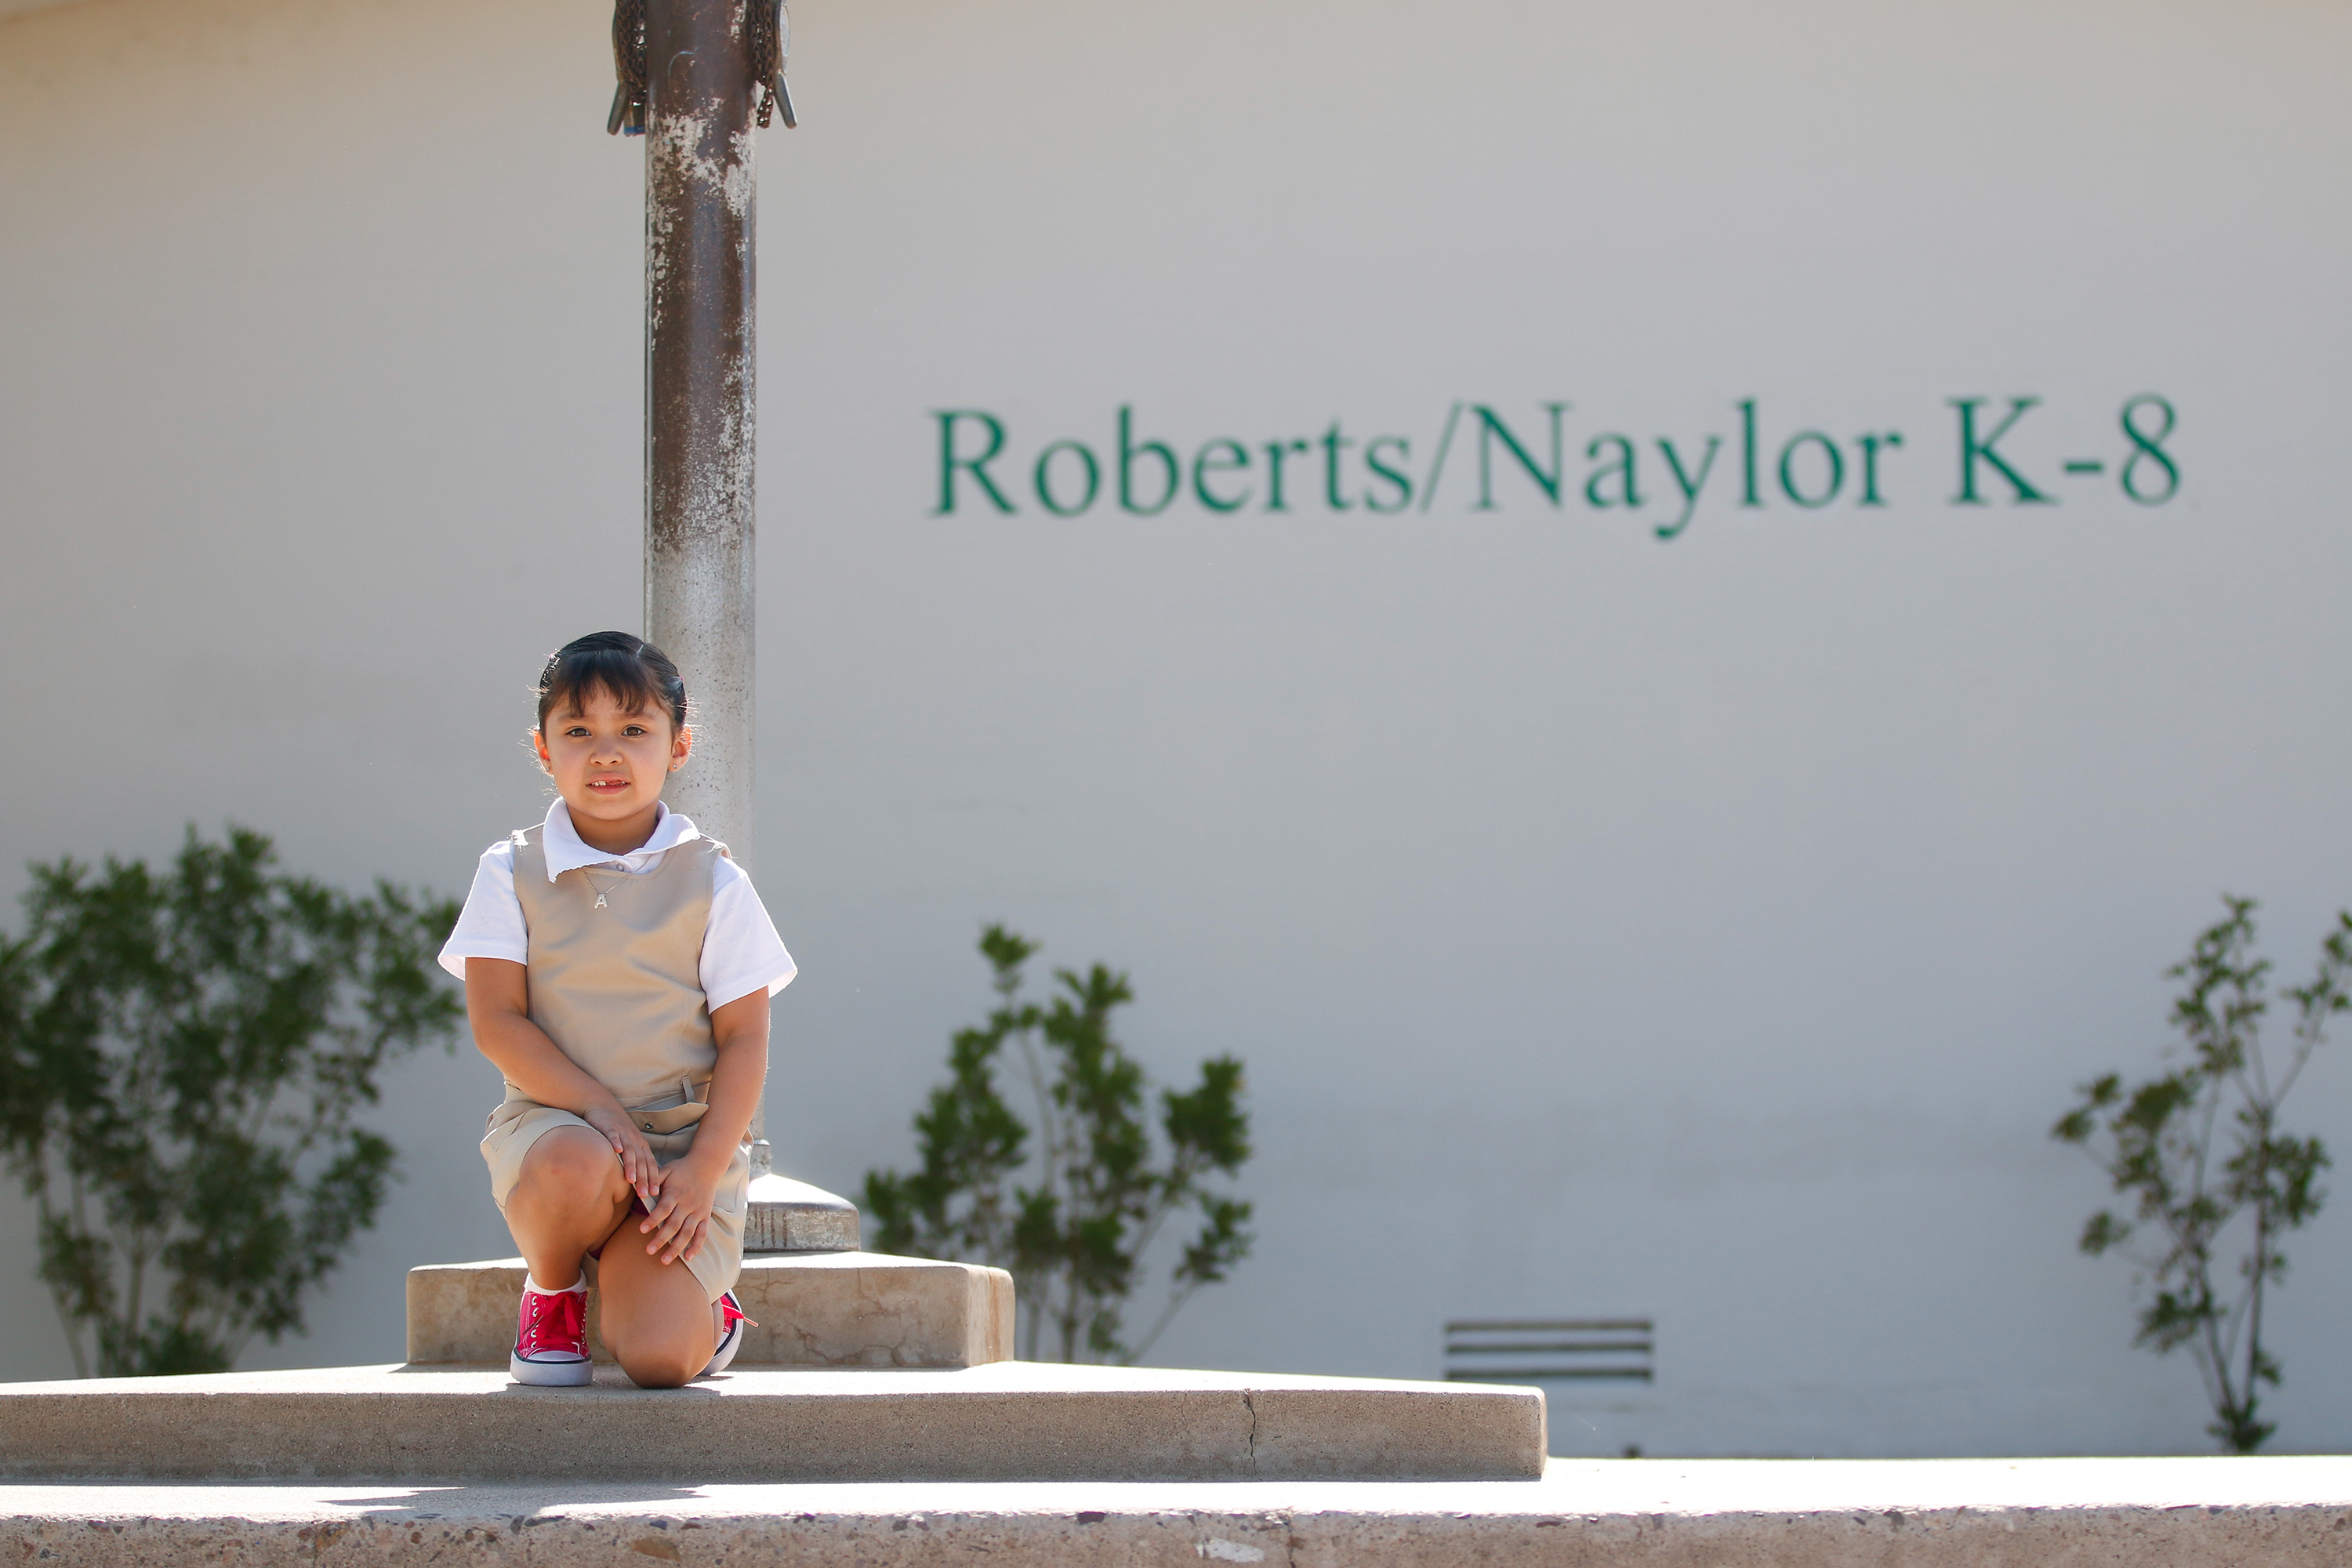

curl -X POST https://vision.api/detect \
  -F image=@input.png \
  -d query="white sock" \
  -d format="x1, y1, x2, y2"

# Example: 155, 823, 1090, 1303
524, 1274, 586, 1296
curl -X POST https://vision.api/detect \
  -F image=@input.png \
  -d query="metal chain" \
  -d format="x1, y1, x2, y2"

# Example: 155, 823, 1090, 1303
608, 0, 792, 134
607, 0, 648, 135
750, 0, 795, 129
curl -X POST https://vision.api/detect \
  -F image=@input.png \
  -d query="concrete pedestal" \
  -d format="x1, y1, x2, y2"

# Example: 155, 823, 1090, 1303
406, 1252, 1014, 1369
742, 1171, 862, 1253
408, 1177, 1007, 1369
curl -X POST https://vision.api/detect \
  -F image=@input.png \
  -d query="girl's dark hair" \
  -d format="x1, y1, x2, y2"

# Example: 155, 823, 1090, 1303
535, 632, 688, 733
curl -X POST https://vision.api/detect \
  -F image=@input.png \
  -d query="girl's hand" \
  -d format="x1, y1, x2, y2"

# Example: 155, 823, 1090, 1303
640, 1152, 723, 1265
579, 1104, 661, 1205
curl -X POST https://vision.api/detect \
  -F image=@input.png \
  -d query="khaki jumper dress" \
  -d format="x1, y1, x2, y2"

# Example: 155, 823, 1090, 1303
478, 824, 750, 1302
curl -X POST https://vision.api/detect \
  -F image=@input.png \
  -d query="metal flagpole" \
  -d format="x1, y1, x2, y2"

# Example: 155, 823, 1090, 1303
613, 0, 849, 1250
639, 0, 761, 885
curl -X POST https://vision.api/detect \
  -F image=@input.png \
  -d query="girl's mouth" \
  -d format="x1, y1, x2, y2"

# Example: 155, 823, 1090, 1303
586, 778, 631, 793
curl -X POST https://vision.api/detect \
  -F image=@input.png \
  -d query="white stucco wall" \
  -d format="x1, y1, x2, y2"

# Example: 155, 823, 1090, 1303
2, 0, 2349, 1457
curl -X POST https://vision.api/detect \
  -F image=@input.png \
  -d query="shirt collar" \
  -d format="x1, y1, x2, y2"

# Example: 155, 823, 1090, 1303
539, 798, 702, 880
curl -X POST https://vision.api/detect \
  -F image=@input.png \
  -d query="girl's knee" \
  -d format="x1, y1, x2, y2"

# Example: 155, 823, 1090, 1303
614, 1339, 704, 1388
515, 1132, 622, 1200
600, 1279, 715, 1388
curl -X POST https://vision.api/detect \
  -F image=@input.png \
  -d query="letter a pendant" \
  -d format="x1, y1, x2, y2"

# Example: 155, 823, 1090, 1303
594, 893, 608, 909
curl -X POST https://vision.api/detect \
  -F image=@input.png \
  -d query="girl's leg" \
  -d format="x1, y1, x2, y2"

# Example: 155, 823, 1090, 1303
594, 1218, 721, 1388
503, 1126, 631, 1289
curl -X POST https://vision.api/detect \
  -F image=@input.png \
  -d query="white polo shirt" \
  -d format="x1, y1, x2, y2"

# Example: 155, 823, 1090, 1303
437, 800, 797, 1011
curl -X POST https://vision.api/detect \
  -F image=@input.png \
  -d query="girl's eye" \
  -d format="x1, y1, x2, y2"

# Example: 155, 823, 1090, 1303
624, 726, 647, 737
565, 728, 590, 739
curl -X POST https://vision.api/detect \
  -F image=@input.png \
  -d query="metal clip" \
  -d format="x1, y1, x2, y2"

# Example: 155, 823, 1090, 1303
608, 84, 647, 136
753, 0, 794, 129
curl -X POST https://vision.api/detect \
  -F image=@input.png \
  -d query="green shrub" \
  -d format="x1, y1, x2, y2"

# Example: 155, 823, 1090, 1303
0, 826, 460, 1377
866, 926, 1254, 1363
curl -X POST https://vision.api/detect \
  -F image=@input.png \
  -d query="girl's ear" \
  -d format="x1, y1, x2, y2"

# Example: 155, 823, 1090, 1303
531, 728, 554, 775
669, 723, 693, 773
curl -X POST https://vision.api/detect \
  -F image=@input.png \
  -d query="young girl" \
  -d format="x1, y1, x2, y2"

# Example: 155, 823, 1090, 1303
437, 632, 796, 1388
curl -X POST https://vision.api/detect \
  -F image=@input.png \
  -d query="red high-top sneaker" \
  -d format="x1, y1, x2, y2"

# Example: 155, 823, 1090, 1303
699, 1291, 756, 1378
510, 1285, 593, 1386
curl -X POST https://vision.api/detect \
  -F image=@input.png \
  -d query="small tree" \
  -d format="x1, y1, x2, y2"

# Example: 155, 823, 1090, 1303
0, 826, 461, 1377
2053, 895, 2348, 1453
865, 926, 1254, 1363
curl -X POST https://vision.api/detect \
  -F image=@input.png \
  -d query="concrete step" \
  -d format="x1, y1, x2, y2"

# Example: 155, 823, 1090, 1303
5, 1459, 2350, 1566
406, 1253, 1014, 1368
0, 1362, 1544, 1483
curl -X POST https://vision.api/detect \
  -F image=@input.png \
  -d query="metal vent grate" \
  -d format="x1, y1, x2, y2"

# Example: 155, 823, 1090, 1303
1444, 1319, 1654, 1382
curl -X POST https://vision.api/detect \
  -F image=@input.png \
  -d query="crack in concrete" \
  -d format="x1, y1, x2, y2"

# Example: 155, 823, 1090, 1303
1242, 1390, 1258, 1475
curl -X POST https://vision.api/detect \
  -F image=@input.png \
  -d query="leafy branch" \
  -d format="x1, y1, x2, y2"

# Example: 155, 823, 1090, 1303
2053, 895, 2347, 1452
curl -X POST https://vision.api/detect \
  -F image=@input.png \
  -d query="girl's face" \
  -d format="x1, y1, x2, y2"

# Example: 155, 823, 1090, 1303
533, 687, 691, 837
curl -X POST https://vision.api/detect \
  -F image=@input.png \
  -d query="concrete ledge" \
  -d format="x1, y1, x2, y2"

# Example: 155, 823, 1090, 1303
4, 1459, 2350, 1565
406, 1253, 1015, 1368
0, 1363, 1544, 1483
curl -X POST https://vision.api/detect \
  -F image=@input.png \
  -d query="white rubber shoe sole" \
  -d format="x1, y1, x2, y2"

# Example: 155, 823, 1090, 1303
510, 1351, 593, 1387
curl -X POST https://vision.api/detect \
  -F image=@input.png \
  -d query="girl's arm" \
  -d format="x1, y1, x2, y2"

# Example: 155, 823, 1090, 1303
637, 989, 770, 1266
465, 956, 662, 1200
